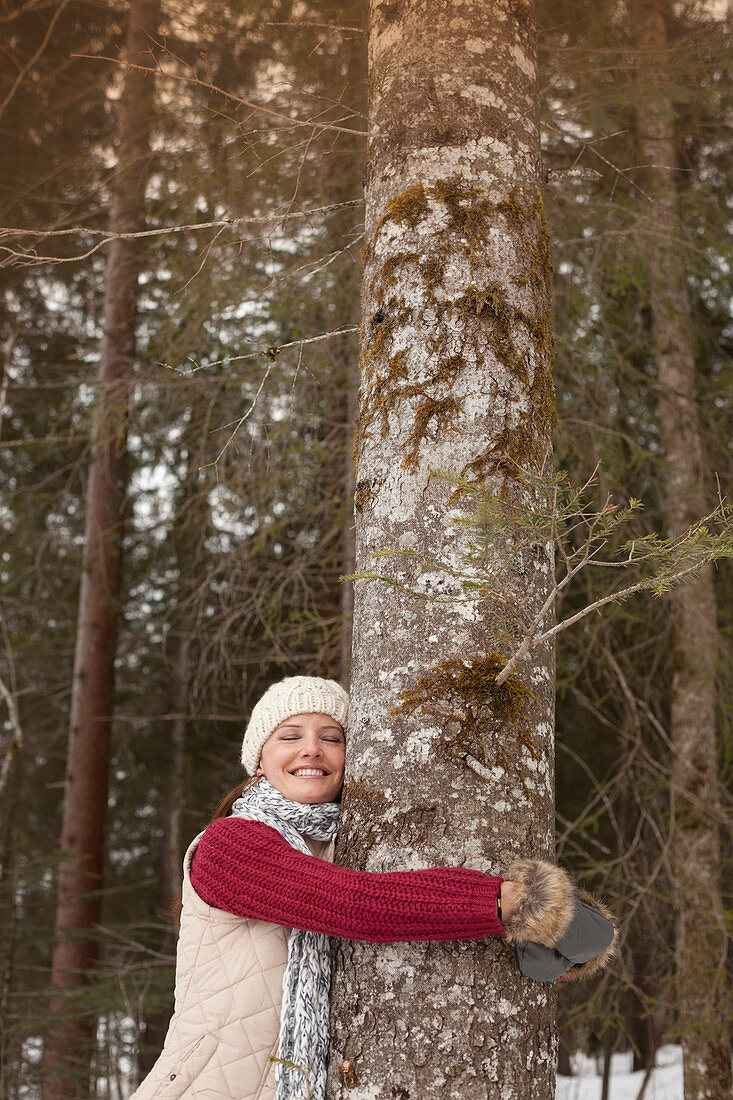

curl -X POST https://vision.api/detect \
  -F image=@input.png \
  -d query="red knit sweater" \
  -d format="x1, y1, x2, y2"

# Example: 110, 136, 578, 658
190, 817, 505, 943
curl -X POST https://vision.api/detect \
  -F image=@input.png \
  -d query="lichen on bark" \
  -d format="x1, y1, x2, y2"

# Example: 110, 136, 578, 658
355, 179, 555, 480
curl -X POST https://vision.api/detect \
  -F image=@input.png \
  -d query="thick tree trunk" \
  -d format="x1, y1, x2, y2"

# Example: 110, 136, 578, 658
329, 2, 556, 1097
43, 2, 159, 1095
635, 3, 732, 1098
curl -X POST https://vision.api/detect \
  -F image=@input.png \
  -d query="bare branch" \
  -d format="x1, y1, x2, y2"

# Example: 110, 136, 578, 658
546, 167, 603, 183
161, 324, 358, 377
0, 673, 23, 800
534, 560, 712, 644
264, 21, 366, 34
0, 200, 364, 268
0, 327, 18, 442
72, 53, 369, 138
202, 362, 276, 469
0, 0, 71, 123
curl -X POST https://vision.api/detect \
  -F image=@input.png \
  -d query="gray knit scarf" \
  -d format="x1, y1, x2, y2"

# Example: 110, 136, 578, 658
231, 778, 340, 1100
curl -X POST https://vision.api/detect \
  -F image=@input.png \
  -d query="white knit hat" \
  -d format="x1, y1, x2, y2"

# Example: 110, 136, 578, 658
240, 675, 349, 775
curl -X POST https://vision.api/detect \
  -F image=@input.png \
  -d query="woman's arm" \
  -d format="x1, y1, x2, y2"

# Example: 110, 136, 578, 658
190, 817, 505, 942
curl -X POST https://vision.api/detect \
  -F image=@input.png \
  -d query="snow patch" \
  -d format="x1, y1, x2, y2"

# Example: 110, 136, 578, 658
557, 1045, 685, 1100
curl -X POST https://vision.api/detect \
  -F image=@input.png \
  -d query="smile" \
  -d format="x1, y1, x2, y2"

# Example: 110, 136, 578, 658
291, 768, 328, 777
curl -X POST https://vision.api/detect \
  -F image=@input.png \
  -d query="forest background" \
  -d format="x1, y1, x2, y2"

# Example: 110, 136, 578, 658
0, 0, 731, 1097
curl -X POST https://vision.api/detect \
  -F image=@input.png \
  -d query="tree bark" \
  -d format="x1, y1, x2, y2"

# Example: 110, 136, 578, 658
43, 1, 159, 1095
329, 1, 557, 1097
634, 3, 732, 1098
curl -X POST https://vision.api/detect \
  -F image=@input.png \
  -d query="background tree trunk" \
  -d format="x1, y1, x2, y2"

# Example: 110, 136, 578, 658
339, 339, 359, 683
634, 2, 732, 1097
329, 1, 557, 1096
43, 1, 160, 1094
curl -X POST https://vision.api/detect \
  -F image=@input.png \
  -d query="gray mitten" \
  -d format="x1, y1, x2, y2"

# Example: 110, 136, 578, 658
515, 894, 617, 982
502, 861, 618, 983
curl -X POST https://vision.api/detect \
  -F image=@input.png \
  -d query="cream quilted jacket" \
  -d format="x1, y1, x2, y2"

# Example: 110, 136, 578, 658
131, 827, 334, 1099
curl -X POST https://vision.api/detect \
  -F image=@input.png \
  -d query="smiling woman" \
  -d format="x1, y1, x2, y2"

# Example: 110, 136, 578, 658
131, 676, 616, 1100
257, 714, 346, 804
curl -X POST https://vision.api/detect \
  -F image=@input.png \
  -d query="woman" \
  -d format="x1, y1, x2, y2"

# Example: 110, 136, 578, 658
133, 676, 616, 1100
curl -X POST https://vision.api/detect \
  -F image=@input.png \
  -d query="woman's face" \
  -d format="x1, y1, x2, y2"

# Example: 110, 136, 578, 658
258, 712, 345, 804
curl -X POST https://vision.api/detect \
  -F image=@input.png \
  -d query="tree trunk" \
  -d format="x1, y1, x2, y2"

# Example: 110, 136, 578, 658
329, 1, 556, 1097
629, 946, 657, 1075
43, 1, 159, 1094
0, 808, 19, 1098
600, 1038, 613, 1100
135, 633, 190, 1083
634, 3, 732, 1098
339, 340, 358, 683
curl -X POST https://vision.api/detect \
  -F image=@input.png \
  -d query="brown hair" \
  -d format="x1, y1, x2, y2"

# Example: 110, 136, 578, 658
170, 776, 261, 926
208, 775, 261, 824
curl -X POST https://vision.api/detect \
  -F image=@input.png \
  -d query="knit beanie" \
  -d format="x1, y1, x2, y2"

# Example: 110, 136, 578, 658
240, 675, 349, 775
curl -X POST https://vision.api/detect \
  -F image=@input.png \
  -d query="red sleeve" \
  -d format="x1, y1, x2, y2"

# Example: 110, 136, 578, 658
190, 817, 505, 943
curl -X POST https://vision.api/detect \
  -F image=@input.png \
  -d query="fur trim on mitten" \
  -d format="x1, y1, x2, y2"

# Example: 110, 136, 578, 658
503, 860, 576, 946
558, 890, 619, 981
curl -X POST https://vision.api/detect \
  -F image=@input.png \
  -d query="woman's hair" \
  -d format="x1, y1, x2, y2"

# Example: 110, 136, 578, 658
208, 775, 260, 824
170, 775, 260, 926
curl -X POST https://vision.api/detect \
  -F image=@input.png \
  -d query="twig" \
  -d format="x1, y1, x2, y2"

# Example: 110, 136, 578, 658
0, 674, 23, 800
534, 560, 711, 643
496, 557, 718, 687
0, 0, 71, 122
72, 54, 369, 138
0, 200, 364, 268
160, 325, 358, 375
546, 167, 603, 183
264, 21, 366, 33
202, 362, 276, 468
0, 327, 18, 441
545, 120, 653, 201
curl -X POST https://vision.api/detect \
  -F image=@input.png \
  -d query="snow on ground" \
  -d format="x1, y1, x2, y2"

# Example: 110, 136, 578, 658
557, 1045, 682, 1100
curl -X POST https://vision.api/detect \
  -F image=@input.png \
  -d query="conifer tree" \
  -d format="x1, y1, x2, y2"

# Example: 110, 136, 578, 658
634, 2, 731, 1095
43, 0, 160, 1093
329, 0, 558, 1095
539, 0, 731, 1082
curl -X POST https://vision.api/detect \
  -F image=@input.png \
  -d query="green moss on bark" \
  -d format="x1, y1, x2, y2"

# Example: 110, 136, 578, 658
392, 654, 537, 786
376, 183, 429, 232
354, 477, 384, 514
402, 394, 464, 470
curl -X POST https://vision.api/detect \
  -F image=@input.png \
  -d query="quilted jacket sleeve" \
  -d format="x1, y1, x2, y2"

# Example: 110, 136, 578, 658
190, 817, 505, 942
